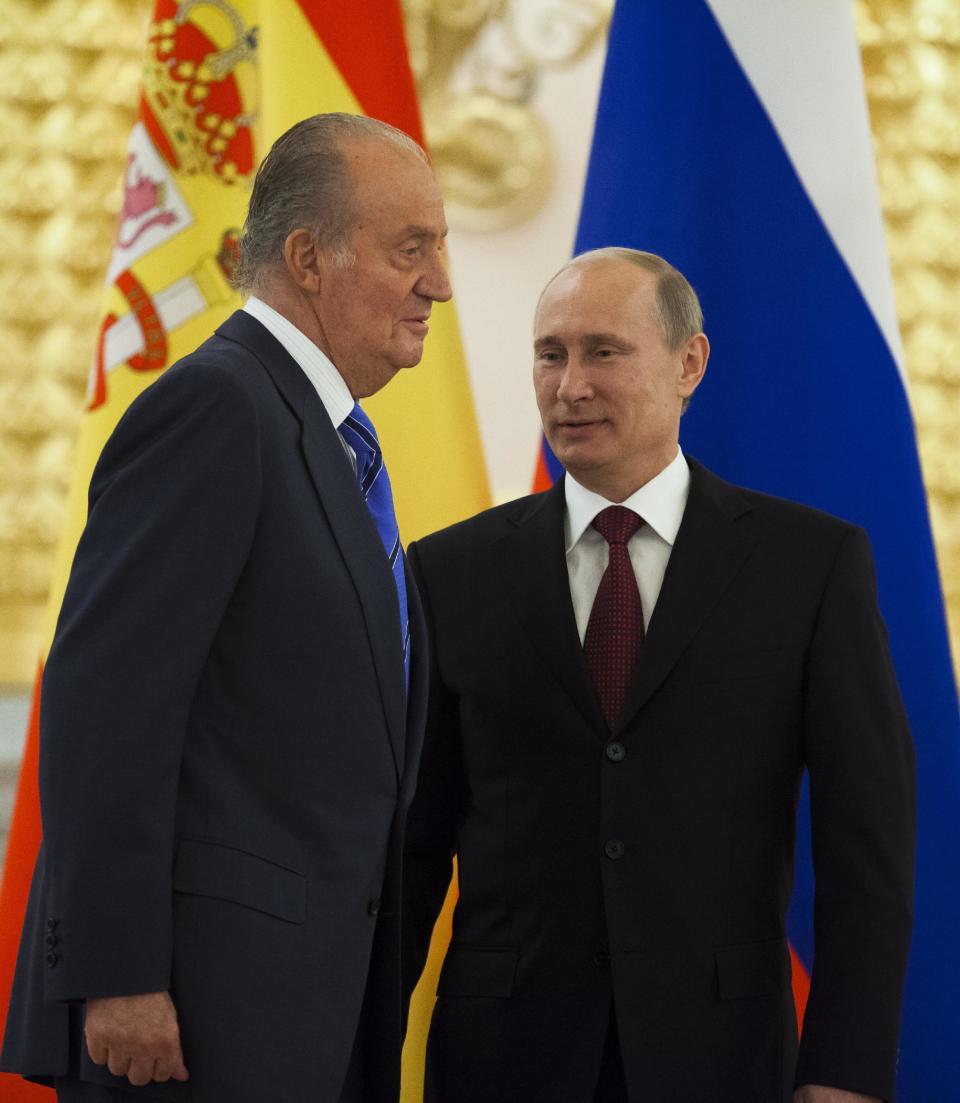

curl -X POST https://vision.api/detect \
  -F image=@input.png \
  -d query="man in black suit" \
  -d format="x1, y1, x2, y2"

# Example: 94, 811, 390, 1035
403, 248, 915, 1103
2, 112, 451, 1102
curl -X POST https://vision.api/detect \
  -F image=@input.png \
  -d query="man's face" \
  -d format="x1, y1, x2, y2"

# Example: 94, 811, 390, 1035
314, 139, 451, 397
533, 259, 707, 500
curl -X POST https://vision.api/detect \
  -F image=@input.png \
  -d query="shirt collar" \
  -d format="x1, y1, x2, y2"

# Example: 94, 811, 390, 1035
244, 296, 355, 429
564, 449, 691, 553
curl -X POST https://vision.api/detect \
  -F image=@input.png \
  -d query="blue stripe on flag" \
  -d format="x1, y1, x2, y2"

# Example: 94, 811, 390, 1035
572, 0, 960, 1093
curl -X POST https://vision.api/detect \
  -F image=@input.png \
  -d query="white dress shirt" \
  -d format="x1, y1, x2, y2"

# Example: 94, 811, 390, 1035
243, 296, 357, 465
564, 450, 691, 641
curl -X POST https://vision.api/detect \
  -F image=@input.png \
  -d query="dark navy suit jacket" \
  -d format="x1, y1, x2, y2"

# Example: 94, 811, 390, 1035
2, 311, 427, 1103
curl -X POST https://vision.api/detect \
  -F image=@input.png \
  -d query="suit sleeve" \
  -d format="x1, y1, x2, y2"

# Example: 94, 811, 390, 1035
39, 360, 262, 1001
795, 526, 916, 1101
401, 541, 465, 1014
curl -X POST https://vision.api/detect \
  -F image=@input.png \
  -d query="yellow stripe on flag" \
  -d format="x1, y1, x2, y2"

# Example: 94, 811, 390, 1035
258, 0, 362, 140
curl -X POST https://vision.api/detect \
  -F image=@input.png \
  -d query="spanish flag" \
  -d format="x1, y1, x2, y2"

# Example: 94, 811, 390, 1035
0, 4, 487, 1100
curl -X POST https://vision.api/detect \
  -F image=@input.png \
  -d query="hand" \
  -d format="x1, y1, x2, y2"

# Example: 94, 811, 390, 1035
794, 1087, 882, 1103
85, 990, 189, 1087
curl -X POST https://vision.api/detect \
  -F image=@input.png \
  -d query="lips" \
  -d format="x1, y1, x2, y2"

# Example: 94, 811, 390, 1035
556, 418, 603, 430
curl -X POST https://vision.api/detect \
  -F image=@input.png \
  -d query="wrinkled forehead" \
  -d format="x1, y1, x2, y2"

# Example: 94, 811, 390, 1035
347, 138, 440, 203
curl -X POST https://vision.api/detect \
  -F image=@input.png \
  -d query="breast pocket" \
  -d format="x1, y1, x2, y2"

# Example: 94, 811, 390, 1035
686, 647, 795, 685
172, 838, 306, 924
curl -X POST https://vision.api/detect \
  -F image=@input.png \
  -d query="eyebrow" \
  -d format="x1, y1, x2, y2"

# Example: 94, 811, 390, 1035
534, 333, 633, 349
399, 224, 448, 240
582, 332, 632, 346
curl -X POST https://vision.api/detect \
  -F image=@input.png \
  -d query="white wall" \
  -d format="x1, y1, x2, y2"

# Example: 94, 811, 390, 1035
446, 47, 608, 505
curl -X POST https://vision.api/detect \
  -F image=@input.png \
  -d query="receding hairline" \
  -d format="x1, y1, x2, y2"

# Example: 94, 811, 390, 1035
536, 247, 704, 350
233, 112, 430, 293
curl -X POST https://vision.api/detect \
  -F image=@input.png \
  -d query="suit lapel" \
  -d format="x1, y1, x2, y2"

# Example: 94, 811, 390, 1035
401, 555, 428, 789
492, 481, 607, 733
614, 458, 757, 734
216, 311, 406, 779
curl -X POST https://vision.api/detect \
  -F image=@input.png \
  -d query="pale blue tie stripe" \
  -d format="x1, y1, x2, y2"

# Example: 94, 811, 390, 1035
339, 403, 410, 687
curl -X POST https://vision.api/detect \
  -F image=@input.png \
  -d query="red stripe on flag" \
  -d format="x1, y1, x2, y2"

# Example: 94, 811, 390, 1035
790, 941, 811, 1032
0, 664, 53, 1100
291, 1, 425, 144
532, 444, 553, 493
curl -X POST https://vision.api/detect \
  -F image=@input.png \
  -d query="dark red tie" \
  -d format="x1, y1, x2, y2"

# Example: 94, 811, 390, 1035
583, 506, 645, 728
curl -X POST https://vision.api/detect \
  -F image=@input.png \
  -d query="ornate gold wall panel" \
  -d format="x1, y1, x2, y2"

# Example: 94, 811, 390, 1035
403, 0, 613, 230
0, 0, 958, 684
856, 0, 960, 676
0, 0, 148, 683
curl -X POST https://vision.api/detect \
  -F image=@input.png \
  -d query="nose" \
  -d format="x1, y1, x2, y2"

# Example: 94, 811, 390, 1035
417, 250, 453, 303
556, 356, 593, 402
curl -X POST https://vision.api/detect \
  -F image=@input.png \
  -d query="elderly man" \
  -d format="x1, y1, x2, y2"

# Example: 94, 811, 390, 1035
2, 112, 450, 1103
403, 248, 915, 1103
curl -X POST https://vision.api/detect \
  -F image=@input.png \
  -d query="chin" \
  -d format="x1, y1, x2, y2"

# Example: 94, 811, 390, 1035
399, 343, 426, 368
550, 444, 604, 471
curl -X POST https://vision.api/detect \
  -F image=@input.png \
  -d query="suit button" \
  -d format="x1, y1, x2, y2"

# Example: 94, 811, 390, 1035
46, 917, 58, 933
45, 933, 59, 949
605, 742, 626, 762
604, 839, 625, 860
593, 948, 611, 966
46, 951, 59, 968
367, 898, 381, 917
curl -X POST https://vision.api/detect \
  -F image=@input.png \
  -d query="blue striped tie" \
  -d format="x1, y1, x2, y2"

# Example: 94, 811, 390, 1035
339, 403, 410, 687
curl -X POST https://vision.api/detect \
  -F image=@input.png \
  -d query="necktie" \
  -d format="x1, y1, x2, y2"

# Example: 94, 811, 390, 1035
583, 506, 645, 728
338, 403, 410, 686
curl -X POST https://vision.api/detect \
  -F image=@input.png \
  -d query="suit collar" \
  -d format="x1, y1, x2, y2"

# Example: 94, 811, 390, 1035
216, 310, 408, 778
493, 480, 608, 732
493, 459, 757, 739
614, 456, 757, 732
564, 450, 690, 551
242, 296, 354, 429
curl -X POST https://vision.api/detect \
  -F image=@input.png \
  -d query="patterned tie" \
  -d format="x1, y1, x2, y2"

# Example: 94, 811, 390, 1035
583, 506, 645, 728
339, 403, 410, 687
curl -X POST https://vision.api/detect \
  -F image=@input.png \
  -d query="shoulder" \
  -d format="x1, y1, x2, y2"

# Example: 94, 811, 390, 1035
113, 333, 270, 439
689, 457, 861, 544
412, 490, 553, 556
91, 339, 270, 496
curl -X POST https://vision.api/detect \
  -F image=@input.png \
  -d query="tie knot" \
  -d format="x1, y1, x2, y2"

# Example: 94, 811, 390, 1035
592, 505, 643, 546
343, 402, 380, 457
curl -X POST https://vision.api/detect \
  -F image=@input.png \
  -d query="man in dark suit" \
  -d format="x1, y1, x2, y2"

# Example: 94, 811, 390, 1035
403, 248, 915, 1103
2, 112, 451, 1103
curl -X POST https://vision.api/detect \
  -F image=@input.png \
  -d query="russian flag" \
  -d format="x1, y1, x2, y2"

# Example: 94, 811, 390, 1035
539, 1, 960, 1095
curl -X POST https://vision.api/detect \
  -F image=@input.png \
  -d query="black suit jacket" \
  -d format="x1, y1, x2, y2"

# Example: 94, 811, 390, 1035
403, 459, 914, 1103
2, 311, 427, 1103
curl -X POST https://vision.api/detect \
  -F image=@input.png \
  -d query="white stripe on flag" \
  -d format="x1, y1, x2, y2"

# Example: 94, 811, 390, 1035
705, 0, 906, 380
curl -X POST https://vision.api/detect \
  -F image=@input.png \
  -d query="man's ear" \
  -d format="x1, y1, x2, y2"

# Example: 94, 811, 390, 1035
678, 332, 709, 400
283, 228, 322, 293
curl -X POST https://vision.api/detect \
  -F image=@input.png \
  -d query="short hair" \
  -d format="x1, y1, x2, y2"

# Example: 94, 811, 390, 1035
233, 113, 427, 293
553, 247, 704, 350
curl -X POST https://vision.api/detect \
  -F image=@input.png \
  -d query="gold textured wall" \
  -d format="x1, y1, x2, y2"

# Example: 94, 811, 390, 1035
0, 0, 148, 683
856, 0, 960, 676
0, 0, 958, 685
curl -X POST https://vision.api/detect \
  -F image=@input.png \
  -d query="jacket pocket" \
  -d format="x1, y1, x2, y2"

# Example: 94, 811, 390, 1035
688, 647, 793, 684
172, 838, 306, 924
715, 937, 788, 1000
436, 947, 517, 998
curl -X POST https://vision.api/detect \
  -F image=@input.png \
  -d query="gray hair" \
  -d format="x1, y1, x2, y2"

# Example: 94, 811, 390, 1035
233, 113, 427, 293
561, 247, 704, 350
